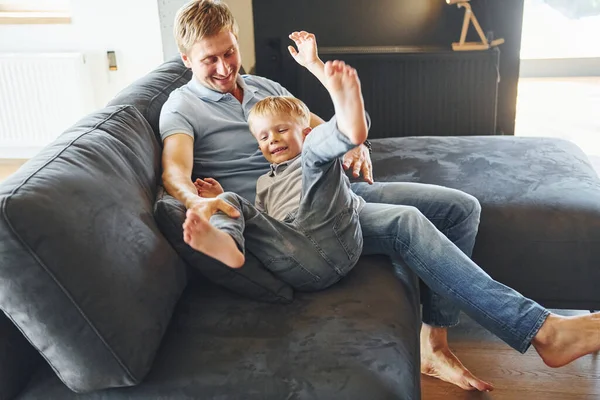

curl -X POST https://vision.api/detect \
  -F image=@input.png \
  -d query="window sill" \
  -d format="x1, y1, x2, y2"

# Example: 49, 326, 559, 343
0, 11, 71, 24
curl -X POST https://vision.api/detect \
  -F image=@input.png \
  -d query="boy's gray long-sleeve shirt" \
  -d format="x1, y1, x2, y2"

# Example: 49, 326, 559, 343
255, 117, 365, 221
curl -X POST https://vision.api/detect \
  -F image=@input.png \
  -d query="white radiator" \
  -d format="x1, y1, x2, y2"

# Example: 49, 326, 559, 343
0, 53, 95, 159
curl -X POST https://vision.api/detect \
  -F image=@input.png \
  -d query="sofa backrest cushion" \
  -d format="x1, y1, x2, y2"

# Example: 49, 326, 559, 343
107, 57, 192, 142
0, 105, 187, 393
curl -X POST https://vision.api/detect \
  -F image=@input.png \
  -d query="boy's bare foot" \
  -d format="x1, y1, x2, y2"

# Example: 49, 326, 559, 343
532, 313, 600, 368
420, 325, 494, 391
323, 60, 368, 145
183, 210, 244, 268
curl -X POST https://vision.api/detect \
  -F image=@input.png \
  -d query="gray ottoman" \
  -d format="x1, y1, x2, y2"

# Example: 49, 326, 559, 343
371, 136, 600, 310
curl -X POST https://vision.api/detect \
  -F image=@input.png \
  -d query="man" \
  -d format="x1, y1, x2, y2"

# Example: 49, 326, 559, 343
158, 0, 491, 391
159, 0, 600, 392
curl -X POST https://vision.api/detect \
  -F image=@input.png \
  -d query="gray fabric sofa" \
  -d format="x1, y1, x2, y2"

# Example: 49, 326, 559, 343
2, 57, 600, 400
0, 59, 422, 399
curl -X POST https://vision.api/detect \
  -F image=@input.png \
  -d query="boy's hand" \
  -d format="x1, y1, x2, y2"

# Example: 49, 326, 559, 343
288, 31, 320, 68
343, 145, 374, 184
194, 178, 224, 198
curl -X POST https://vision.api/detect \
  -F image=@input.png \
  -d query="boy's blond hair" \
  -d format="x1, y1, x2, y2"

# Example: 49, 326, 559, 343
174, 0, 239, 54
248, 96, 311, 133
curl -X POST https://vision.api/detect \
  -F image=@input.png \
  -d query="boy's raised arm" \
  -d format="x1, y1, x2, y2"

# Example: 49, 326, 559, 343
289, 30, 374, 184
288, 31, 327, 87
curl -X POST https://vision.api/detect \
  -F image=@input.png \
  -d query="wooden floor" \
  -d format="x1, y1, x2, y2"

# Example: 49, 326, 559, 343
515, 76, 600, 174
0, 159, 27, 182
421, 310, 600, 399
1, 79, 599, 398
515, 77, 600, 156
422, 77, 600, 399
423, 77, 600, 399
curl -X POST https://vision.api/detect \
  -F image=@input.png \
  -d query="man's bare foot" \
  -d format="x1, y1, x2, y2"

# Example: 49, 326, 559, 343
182, 210, 244, 268
323, 60, 368, 145
420, 325, 494, 392
532, 312, 600, 368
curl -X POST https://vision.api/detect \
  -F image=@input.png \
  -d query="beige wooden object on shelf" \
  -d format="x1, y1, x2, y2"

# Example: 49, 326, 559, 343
447, 0, 504, 51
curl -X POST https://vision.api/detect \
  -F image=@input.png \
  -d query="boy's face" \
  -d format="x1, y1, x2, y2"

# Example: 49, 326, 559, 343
181, 29, 242, 94
251, 113, 311, 164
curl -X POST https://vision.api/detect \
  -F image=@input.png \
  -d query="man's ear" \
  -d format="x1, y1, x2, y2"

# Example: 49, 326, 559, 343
181, 53, 192, 69
303, 127, 312, 137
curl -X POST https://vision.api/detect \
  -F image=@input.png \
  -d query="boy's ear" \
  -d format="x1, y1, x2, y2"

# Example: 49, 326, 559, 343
302, 127, 312, 137
181, 53, 192, 68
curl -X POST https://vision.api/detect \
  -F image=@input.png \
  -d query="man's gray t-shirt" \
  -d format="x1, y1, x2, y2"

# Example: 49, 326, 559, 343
159, 74, 291, 202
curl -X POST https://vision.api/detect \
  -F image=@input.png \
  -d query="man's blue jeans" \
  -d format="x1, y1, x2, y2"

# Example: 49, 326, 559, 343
352, 182, 549, 353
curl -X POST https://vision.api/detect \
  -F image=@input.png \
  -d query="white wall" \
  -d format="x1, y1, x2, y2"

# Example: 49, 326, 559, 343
0, 0, 165, 108
157, 0, 185, 61
158, 0, 255, 72
227, 0, 255, 72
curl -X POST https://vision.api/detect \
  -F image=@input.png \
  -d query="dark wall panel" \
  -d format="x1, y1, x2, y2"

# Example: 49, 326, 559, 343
252, 0, 524, 135
473, 0, 525, 135
297, 50, 500, 138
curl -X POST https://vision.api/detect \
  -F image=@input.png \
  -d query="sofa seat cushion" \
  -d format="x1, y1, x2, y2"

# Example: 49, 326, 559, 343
371, 136, 600, 309
0, 105, 187, 392
15, 255, 422, 400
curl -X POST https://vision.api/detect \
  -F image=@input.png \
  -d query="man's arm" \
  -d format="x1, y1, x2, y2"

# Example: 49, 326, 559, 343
162, 134, 200, 209
162, 134, 240, 219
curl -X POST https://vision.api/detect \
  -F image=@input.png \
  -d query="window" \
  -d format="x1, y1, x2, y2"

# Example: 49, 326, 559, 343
521, 0, 600, 59
0, 0, 71, 24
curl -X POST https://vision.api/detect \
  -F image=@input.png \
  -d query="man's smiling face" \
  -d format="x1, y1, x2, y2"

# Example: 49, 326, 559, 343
181, 29, 242, 94
250, 113, 311, 164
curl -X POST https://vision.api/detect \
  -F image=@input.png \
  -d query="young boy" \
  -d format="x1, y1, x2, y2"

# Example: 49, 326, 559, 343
182, 60, 369, 290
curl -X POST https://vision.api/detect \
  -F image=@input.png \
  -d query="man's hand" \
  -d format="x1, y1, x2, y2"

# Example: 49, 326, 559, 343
194, 178, 224, 198
343, 144, 374, 184
288, 31, 320, 68
187, 196, 240, 222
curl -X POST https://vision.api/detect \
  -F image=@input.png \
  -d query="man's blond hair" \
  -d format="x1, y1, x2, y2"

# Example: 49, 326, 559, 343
174, 0, 239, 54
248, 97, 311, 133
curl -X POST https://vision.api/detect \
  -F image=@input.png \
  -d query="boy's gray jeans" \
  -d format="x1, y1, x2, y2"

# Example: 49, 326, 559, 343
211, 118, 364, 291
